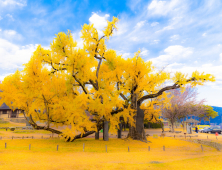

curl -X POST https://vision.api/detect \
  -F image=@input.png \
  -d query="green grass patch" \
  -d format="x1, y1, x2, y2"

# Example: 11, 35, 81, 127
13, 130, 36, 134
0, 122, 25, 127
13, 130, 52, 134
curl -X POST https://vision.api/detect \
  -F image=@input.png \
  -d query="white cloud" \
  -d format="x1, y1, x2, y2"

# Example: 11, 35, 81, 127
72, 31, 83, 49
156, 25, 174, 33
150, 45, 193, 66
121, 52, 131, 59
164, 45, 193, 57
148, 0, 181, 16
89, 13, 110, 37
135, 20, 146, 29
0, 73, 13, 81
127, 0, 142, 11
140, 48, 149, 56
0, 29, 22, 40
0, 38, 37, 69
6, 14, 14, 21
130, 37, 138, 41
4, 30, 16, 36
0, 0, 26, 7
202, 32, 207, 36
167, 63, 222, 89
112, 21, 128, 36
150, 39, 159, 44
170, 34, 179, 41
220, 53, 222, 62
151, 22, 159, 27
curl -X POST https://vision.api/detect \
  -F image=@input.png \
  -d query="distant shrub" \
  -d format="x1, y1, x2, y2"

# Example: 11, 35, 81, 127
144, 122, 162, 129
10, 128, 15, 131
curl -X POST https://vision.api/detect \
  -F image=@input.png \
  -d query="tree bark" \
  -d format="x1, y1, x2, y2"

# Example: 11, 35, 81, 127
159, 121, 164, 132
117, 123, 122, 138
171, 121, 175, 132
103, 121, 109, 141
95, 131, 99, 140
127, 93, 147, 142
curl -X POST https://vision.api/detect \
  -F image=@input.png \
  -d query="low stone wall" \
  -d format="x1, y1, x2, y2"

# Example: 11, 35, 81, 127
8, 118, 28, 124
185, 139, 222, 151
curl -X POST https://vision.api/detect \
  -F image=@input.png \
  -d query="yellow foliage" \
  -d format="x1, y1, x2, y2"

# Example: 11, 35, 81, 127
0, 15, 216, 140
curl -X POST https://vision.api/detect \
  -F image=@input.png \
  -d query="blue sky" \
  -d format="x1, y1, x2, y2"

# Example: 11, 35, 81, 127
0, 0, 222, 107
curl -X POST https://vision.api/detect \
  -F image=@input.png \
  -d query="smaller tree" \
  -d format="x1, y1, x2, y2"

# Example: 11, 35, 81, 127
161, 86, 204, 132
198, 105, 218, 123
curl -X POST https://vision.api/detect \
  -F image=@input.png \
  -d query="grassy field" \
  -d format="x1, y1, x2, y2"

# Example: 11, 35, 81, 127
0, 121, 222, 169
0, 137, 222, 170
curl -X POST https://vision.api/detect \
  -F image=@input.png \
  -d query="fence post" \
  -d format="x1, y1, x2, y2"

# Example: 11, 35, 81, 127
12, 136, 13, 140
57, 145, 59, 151
83, 143, 85, 152
128, 146, 130, 152
201, 145, 203, 152
5, 143, 7, 149
174, 135, 175, 138
29, 144, 31, 150
207, 136, 208, 139
32, 136, 33, 139
148, 146, 150, 151
163, 145, 165, 151
106, 145, 107, 152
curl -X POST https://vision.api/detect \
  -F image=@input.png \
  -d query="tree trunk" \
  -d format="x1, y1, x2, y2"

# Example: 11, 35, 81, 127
117, 123, 122, 138
26, 117, 31, 126
127, 93, 147, 142
103, 121, 109, 141
171, 121, 175, 132
122, 122, 126, 131
135, 106, 147, 141
160, 121, 164, 132
95, 131, 99, 140
95, 123, 100, 140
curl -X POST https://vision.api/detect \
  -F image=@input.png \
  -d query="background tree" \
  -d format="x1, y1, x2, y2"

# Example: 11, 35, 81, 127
198, 105, 218, 123
161, 86, 206, 132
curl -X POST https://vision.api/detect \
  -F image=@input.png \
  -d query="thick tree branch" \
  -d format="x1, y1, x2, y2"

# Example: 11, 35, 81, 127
23, 112, 63, 134
96, 59, 102, 79
89, 79, 98, 90
116, 81, 127, 101
111, 108, 124, 115
120, 93, 128, 101
138, 77, 197, 104
72, 74, 88, 94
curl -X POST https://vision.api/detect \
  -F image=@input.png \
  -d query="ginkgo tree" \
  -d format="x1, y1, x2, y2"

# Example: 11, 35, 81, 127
0, 16, 215, 142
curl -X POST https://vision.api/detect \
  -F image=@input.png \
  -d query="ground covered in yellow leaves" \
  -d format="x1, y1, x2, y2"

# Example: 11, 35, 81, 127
0, 137, 222, 170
